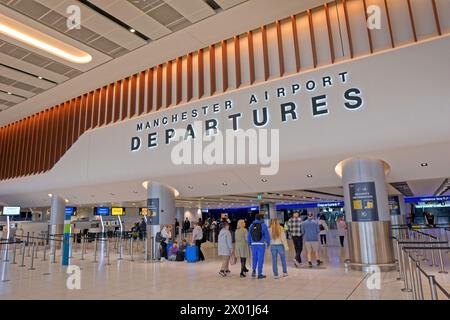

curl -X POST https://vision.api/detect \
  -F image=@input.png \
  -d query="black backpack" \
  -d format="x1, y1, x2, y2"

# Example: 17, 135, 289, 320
155, 232, 163, 242
251, 222, 263, 242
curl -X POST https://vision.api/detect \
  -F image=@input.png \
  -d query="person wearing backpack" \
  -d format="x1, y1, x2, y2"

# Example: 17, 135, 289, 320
248, 214, 270, 279
318, 215, 329, 246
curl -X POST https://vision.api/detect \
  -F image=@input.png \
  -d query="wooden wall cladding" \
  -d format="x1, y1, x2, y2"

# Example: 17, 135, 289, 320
0, 0, 447, 180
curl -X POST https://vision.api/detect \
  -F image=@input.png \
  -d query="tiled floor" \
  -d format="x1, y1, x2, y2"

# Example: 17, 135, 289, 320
0, 233, 415, 300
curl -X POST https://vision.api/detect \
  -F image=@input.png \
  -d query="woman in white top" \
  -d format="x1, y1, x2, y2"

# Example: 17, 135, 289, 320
160, 225, 171, 261
192, 222, 205, 261
269, 218, 289, 279
318, 215, 329, 246
336, 217, 347, 247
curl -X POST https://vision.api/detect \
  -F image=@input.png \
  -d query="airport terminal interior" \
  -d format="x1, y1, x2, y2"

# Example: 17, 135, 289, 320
1, 0, 450, 302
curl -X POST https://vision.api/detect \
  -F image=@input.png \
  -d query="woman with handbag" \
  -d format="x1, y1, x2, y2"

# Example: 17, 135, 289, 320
269, 218, 289, 279
218, 222, 233, 277
234, 219, 250, 278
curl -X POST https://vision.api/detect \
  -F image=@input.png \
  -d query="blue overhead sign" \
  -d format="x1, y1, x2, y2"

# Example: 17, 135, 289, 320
276, 201, 344, 210
405, 196, 449, 203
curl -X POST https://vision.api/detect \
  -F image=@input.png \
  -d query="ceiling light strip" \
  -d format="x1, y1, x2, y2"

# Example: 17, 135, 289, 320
0, 21, 92, 64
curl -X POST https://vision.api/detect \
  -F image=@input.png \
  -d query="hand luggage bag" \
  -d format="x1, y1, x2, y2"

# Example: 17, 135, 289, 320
186, 245, 198, 263
166, 242, 173, 258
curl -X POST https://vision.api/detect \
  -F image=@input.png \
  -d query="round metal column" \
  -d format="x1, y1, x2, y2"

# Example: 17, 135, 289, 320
336, 158, 396, 271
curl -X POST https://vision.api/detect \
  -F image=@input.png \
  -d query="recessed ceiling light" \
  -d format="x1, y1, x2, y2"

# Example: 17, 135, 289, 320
307, 174, 313, 178
47, 193, 52, 197
38, 76, 43, 80
64, 199, 69, 203
420, 163, 428, 167
222, 182, 228, 186
278, 194, 283, 197
0, 15, 92, 64
7, 92, 12, 95
292, 195, 296, 198
129, 28, 136, 33
261, 178, 268, 182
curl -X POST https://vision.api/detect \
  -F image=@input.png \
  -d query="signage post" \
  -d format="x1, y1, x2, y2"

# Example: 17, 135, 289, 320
62, 209, 71, 266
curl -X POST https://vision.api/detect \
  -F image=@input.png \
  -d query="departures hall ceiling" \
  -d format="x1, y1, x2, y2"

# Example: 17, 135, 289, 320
0, 0, 248, 113
0, 0, 328, 123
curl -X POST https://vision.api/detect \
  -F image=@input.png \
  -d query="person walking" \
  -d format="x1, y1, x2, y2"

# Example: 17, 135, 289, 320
192, 222, 205, 261
183, 218, 191, 238
269, 218, 289, 279
218, 222, 233, 277
234, 219, 250, 278
318, 215, 329, 246
336, 217, 347, 247
301, 212, 323, 267
287, 211, 303, 267
174, 218, 180, 237
248, 214, 270, 279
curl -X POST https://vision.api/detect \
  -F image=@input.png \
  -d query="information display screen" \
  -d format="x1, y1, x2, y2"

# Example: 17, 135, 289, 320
139, 208, 148, 216
65, 207, 77, 216
111, 207, 125, 216
1, 206, 21, 216
94, 207, 110, 216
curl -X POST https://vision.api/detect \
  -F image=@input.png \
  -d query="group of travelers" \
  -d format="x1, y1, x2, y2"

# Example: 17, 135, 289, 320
217, 211, 348, 278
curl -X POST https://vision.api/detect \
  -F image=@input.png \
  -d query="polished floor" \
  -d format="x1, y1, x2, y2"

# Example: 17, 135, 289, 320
0, 231, 439, 300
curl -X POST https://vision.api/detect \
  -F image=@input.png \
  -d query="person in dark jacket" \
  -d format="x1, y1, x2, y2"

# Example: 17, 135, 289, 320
248, 214, 270, 279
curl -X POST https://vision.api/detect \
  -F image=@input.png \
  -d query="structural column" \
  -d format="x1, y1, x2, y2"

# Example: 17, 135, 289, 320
50, 195, 65, 250
336, 158, 396, 271
143, 181, 177, 260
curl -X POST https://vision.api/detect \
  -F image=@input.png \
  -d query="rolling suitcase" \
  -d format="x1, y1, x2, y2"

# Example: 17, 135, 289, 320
166, 242, 173, 258
186, 245, 198, 263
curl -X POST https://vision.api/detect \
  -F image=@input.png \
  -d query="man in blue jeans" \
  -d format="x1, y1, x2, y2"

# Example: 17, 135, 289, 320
248, 214, 270, 279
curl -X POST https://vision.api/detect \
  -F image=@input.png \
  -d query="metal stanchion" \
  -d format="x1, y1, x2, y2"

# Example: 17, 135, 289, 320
396, 240, 403, 280
106, 237, 111, 266
144, 235, 148, 262
130, 237, 134, 262
19, 242, 26, 267
27, 233, 32, 257
34, 240, 39, 259
51, 240, 57, 264
26, 232, 29, 246
11, 242, 17, 264
408, 256, 417, 300
415, 261, 424, 300
42, 240, 47, 261
428, 275, 439, 300
0, 241, 3, 261
429, 236, 437, 267
3, 243, 9, 262
81, 236, 85, 261
118, 237, 123, 261
93, 236, 98, 263
437, 249, 448, 274
28, 242, 36, 270
401, 248, 412, 292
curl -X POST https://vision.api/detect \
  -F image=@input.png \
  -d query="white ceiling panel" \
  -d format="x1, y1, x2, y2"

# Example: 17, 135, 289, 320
214, 0, 248, 10
0, 83, 35, 98
0, 52, 69, 83
0, 65, 54, 89
0, 91, 25, 103
165, 0, 215, 23
90, 0, 171, 40
35, 0, 146, 50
